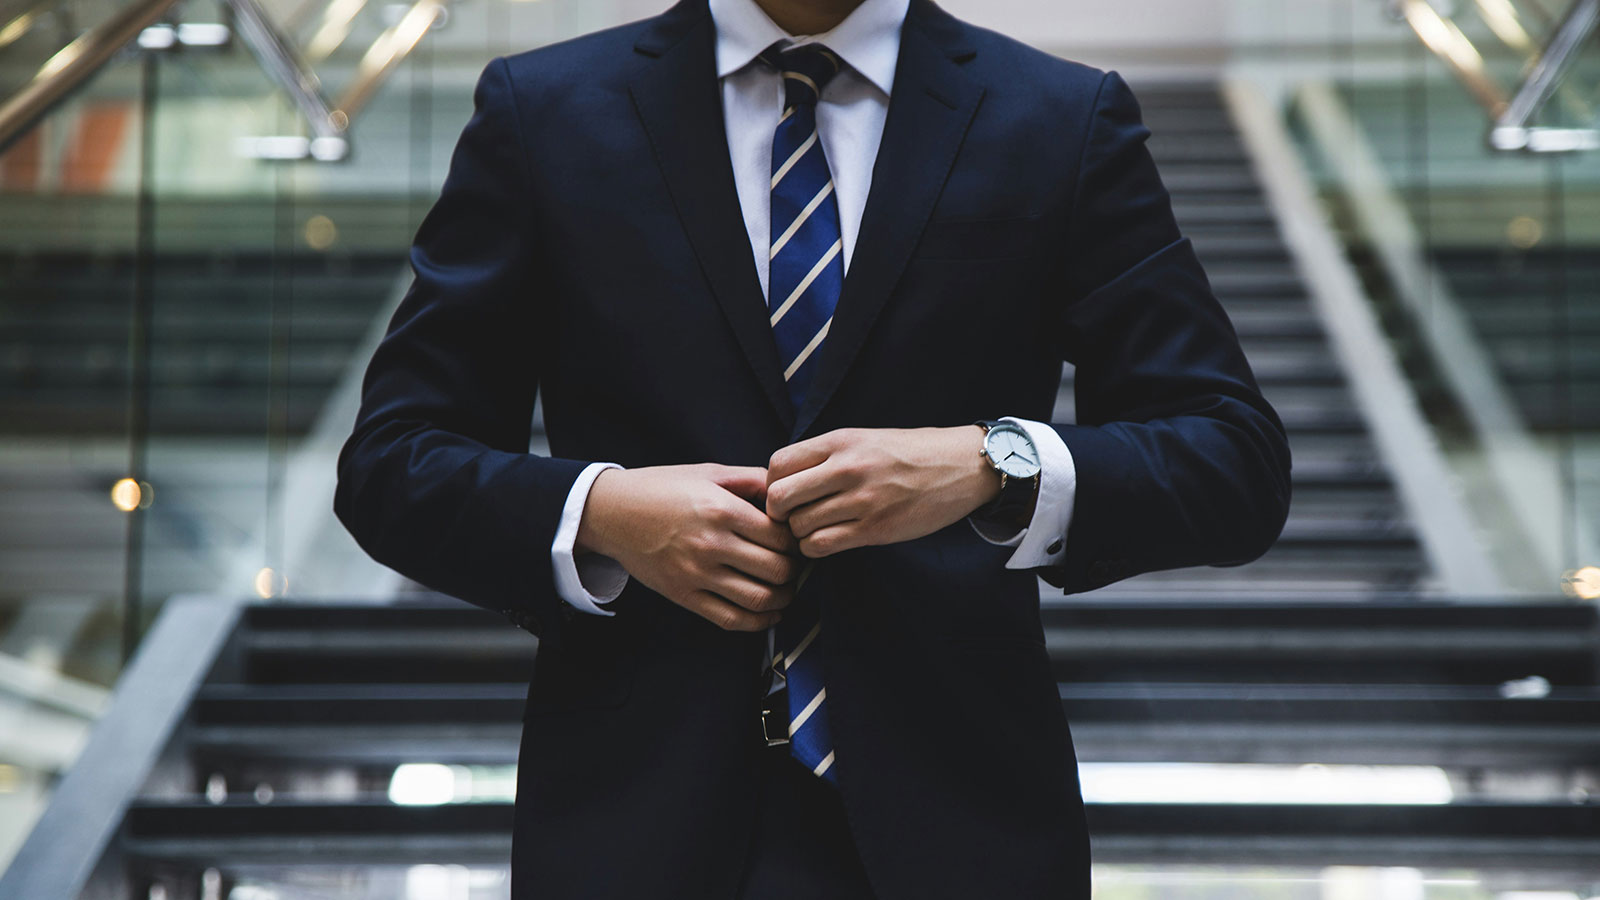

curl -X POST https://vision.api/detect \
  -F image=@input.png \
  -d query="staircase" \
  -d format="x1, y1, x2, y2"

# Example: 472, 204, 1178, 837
1319, 81, 1600, 434
0, 249, 400, 436
0, 239, 403, 601
1082, 85, 1432, 595
1434, 246, 1600, 431
8, 593, 1599, 899
11, 84, 1598, 900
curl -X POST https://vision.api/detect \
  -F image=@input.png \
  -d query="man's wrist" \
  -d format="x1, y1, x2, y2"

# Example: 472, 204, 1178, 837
968, 422, 1039, 529
959, 424, 1004, 516
575, 467, 623, 558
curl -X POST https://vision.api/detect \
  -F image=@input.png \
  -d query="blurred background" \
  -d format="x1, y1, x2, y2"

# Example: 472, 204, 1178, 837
0, 0, 1597, 897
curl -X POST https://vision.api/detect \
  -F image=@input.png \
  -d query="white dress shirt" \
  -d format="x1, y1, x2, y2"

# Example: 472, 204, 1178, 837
549, 0, 1077, 615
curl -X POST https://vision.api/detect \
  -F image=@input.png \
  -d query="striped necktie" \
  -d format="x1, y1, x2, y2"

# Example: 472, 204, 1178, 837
764, 42, 843, 784
764, 42, 845, 413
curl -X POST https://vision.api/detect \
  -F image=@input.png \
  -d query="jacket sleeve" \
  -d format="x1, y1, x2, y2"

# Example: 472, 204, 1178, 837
333, 56, 589, 637
1042, 71, 1293, 593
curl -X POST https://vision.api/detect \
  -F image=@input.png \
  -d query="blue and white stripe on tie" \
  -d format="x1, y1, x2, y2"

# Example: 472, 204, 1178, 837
763, 42, 845, 413
763, 41, 843, 784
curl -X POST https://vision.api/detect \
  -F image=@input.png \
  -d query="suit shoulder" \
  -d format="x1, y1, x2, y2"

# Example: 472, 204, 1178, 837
957, 22, 1109, 101
497, 16, 657, 89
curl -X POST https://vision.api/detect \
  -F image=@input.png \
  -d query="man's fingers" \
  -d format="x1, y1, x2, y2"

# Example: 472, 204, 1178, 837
799, 522, 861, 559
709, 465, 771, 506
766, 461, 847, 521
767, 432, 841, 483
716, 538, 802, 586
787, 494, 859, 540
682, 589, 785, 632
725, 500, 800, 554
708, 568, 794, 612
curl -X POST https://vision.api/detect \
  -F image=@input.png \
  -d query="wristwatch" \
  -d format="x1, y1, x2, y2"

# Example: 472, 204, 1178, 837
973, 420, 1041, 530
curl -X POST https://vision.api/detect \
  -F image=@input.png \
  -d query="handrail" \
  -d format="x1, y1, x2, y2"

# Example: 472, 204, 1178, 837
0, 594, 246, 900
0, 0, 53, 50
303, 0, 371, 64
1394, 0, 1510, 115
332, 0, 445, 123
0, 0, 444, 161
0, 0, 182, 154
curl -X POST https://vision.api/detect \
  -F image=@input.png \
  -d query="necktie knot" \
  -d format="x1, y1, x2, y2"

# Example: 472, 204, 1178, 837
761, 42, 843, 110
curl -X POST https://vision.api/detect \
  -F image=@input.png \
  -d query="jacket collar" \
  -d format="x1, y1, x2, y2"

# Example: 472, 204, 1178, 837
631, 0, 984, 439
635, 0, 974, 74
709, 0, 908, 97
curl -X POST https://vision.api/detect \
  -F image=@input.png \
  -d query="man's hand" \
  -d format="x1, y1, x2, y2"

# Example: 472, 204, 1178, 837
576, 464, 801, 631
766, 427, 1004, 558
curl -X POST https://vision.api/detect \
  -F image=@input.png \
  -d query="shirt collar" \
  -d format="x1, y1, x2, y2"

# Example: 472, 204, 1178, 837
709, 0, 908, 97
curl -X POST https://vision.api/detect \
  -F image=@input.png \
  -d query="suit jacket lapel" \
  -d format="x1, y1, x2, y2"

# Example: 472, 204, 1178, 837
790, 0, 984, 440
629, 0, 796, 431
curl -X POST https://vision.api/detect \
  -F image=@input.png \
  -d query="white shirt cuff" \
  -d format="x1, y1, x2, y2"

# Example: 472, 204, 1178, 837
551, 462, 630, 616
968, 417, 1076, 570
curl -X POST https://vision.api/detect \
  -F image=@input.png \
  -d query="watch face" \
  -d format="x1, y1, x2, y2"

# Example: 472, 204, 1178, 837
985, 424, 1041, 479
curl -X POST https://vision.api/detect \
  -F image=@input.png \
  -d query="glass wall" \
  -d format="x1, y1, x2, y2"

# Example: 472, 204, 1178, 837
0, 0, 640, 869
1232, 0, 1599, 598
2, 0, 1598, 894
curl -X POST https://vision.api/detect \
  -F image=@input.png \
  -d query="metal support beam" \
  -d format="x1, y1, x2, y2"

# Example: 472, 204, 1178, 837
224, 0, 349, 161
1491, 0, 1600, 153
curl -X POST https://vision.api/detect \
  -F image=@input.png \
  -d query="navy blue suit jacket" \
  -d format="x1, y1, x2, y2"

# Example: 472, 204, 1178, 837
334, 1, 1291, 896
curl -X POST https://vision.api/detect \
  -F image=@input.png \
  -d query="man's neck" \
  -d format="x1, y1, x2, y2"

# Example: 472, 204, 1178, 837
753, 0, 867, 36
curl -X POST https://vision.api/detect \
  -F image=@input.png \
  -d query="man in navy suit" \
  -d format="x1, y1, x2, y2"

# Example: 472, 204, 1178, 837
334, 0, 1291, 895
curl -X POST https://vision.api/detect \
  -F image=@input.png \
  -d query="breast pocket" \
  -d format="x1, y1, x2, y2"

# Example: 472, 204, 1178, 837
914, 213, 1044, 260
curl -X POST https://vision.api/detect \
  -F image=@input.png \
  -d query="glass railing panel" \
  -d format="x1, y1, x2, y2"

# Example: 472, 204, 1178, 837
1234, 0, 1599, 594
0, 0, 546, 873
129, 7, 409, 614
6, 0, 1599, 887
1328, 74, 1599, 584
1392, 0, 1599, 143
0, 41, 149, 882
